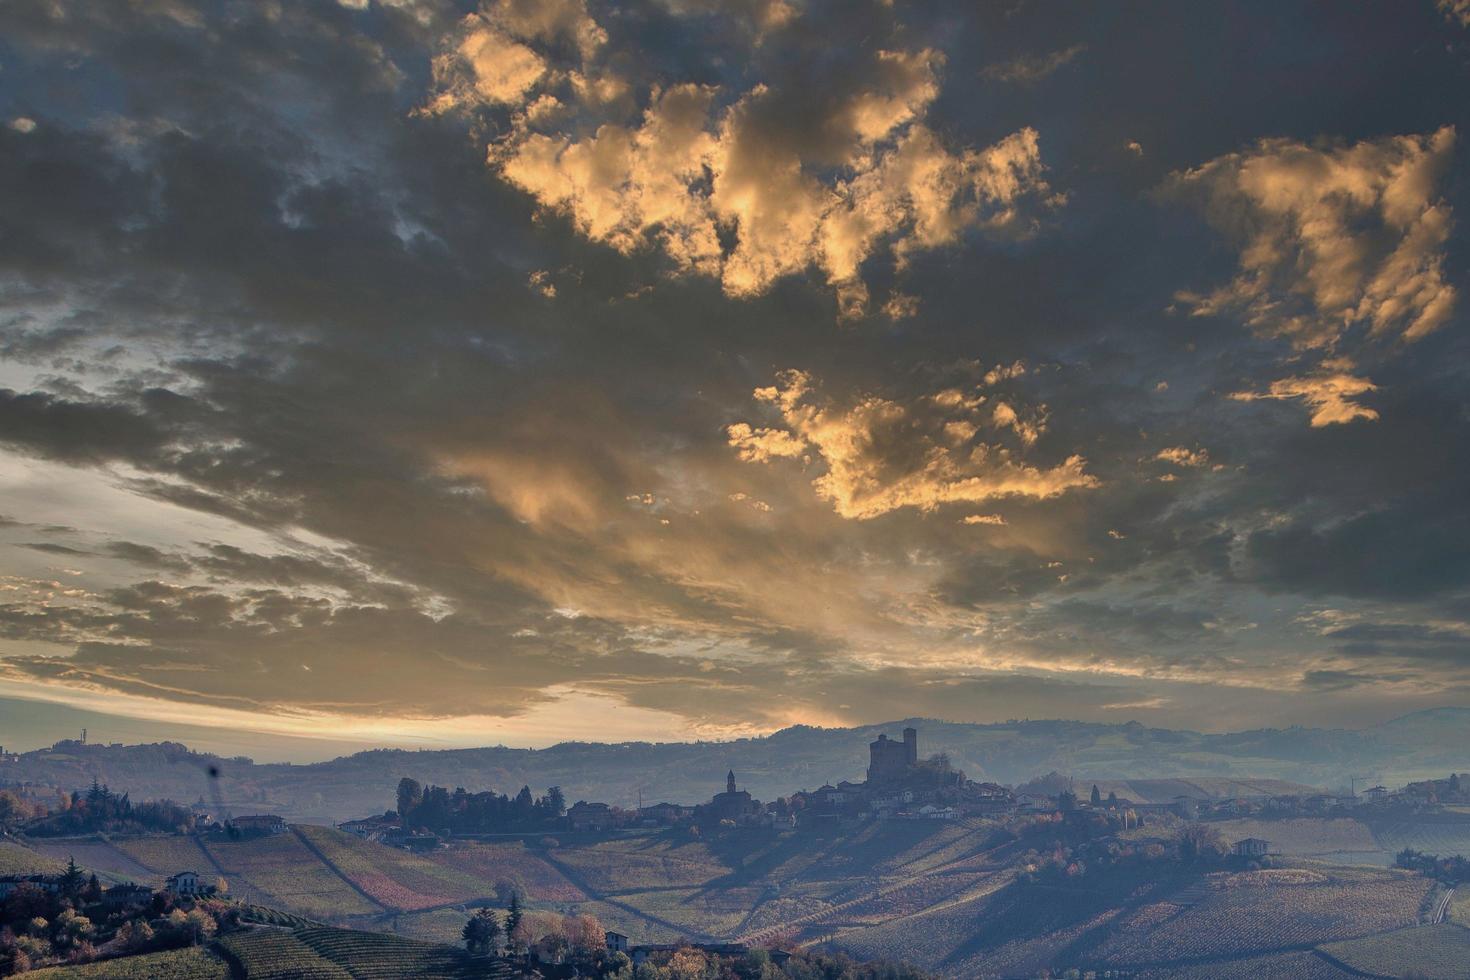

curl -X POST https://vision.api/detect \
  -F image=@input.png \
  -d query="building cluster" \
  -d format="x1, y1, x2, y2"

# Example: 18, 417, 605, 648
0, 871, 200, 906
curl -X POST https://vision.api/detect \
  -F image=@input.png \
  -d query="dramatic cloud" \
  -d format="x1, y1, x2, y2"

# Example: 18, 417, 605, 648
728, 369, 1097, 520
0, 0, 1467, 747
425, 3, 1059, 316
1171, 127, 1457, 348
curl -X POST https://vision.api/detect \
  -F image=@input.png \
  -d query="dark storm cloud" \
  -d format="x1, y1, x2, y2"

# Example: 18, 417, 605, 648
0, 0, 1467, 735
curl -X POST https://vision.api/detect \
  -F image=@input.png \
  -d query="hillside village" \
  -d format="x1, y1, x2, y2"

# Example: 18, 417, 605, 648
333, 726, 1470, 855
1, 724, 1470, 977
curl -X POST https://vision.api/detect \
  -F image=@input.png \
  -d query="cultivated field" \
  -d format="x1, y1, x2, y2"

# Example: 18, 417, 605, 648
1206, 818, 1379, 855
1132, 949, 1357, 979
834, 864, 1433, 978
548, 840, 731, 892
25, 947, 230, 979
295, 825, 487, 911
217, 929, 356, 979
0, 839, 63, 873
1319, 922, 1470, 978
1371, 820, 1470, 857
115, 834, 212, 876
206, 831, 381, 919
429, 841, 586, 902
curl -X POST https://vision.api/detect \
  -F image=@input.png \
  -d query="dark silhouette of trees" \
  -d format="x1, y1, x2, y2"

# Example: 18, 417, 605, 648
462, 907, 502, 955
396, 780, 569, 833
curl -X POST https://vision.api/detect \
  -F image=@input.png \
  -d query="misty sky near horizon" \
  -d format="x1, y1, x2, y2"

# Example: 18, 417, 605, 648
2, 0, 1470, 756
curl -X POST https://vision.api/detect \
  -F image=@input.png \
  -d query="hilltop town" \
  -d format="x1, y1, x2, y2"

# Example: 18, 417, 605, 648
4, 724, 1470, 977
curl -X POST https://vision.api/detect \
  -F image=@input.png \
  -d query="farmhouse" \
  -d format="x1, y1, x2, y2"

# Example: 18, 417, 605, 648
1232, 838, 1271, 858
338, 814, 397, 840
230, 813, 287, 835
568, 800, 614, 831
165, 870, 201, 896
0, 873, 61, 898
637, 802, 693, 824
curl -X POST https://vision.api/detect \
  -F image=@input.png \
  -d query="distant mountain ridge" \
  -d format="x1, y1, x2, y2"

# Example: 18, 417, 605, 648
4, 708, 1467, 823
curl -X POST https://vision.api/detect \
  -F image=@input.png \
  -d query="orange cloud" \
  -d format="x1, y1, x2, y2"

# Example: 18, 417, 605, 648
728, 369, 1097, 519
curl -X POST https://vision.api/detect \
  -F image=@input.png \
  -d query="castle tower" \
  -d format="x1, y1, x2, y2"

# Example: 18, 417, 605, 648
727, 770, 737, 795
903, 727, 918, 766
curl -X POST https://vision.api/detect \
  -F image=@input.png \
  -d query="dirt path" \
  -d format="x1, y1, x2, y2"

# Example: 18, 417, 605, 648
1431, 885, 1455, 924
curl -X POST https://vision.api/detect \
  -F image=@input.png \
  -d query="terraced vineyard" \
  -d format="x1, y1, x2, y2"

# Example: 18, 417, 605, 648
390, 907, 476, 944
217, 929, 356, 979
429, 841, 586, 901
295, 925, 511, 979
1319, 922, 1470, 977
549, 841, 731, 892
115, 834, 212, 876
1090, 869, 1431, 967
833, 864, 1435, 978
25, 947, 231, 979
613, 885, 763, 936
0, 838, 63, 873
207, 831, 381, 919
25, 836, 155, 883
1133, 949, 1358, 979
295, 825, 487, 911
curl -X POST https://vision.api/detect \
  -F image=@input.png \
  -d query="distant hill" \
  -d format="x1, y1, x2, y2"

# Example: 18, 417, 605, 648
3, 708, 1468, 823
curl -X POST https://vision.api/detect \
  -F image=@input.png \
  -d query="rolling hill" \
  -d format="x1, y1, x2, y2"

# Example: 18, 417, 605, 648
6, 708, 1469, 823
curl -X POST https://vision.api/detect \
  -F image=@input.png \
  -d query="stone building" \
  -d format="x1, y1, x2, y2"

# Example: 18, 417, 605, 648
867, 727, 919, 783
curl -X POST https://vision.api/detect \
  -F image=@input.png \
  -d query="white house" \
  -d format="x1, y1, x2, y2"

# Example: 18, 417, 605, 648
165, 870, 201, 896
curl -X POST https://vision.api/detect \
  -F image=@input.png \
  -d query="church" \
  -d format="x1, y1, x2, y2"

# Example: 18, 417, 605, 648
702, 770, 762, 823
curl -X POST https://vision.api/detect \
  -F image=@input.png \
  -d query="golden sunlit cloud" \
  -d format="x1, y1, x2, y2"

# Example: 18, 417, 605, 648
423, 3, 1059, 317
729, 369, 1098, 519
1171, 126, 1457, 349
1230, 364, 1381, 427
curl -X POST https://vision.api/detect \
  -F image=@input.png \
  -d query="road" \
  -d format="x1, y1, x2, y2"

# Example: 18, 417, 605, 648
1431, 885, 1455, 924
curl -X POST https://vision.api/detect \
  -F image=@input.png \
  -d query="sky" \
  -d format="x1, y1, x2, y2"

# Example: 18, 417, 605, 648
1, 0, 1469, 759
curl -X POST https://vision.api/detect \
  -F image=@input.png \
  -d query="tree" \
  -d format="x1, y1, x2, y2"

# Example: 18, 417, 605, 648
59, 856, 85, 901
1175, 823, 1225, 863
504, 890, 524, 950
1090, 784, 1102, 807
1058, 790, 1078, 812
1107, 790, 1119, 808
462, 908, 502, 955
396, 778, 423, 823
544, 786, 567, 817
565, 913, 605, 953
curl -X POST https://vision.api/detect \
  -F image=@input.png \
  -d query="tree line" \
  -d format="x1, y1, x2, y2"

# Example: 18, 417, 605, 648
396, 777, 565, 833
13, 781, 196, 837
